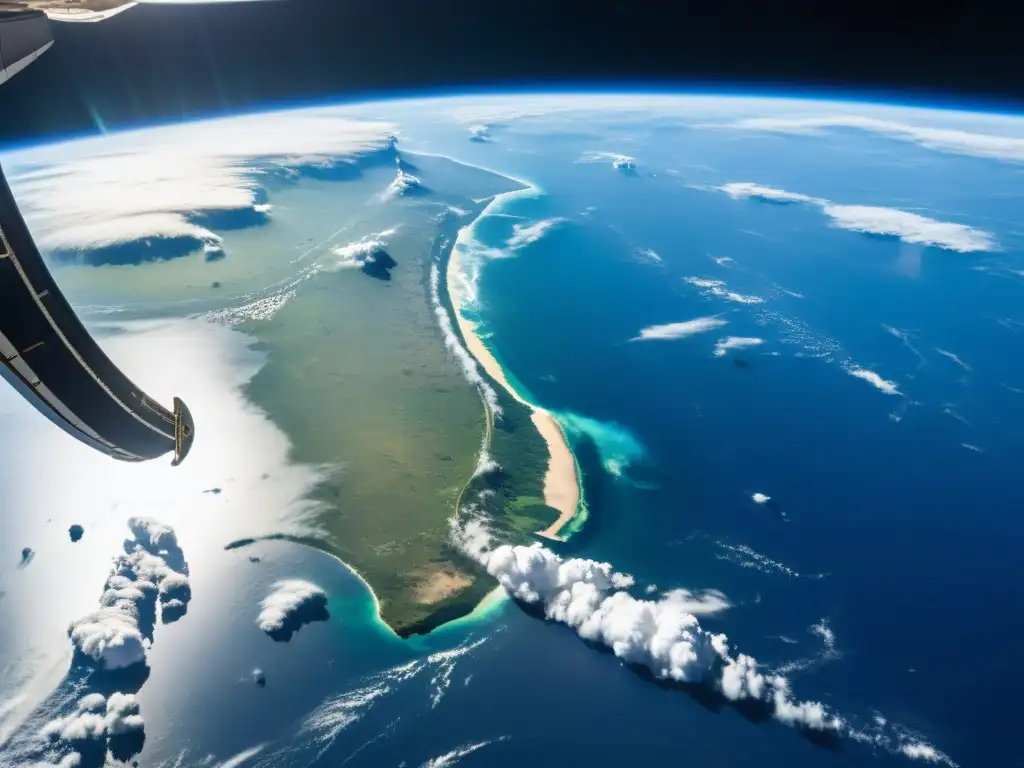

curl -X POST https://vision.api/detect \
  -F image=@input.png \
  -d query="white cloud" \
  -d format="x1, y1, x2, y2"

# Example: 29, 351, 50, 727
934, 348, 971, 371
820, 204, 996, 253
634, 247, 663, 264
420, 738, 508, 768
714, 336, 765, 357
328, 227, 398, 269
722, 113, 1024, 163
847, 367, 901, 396
68, 517, 190, 670
41, 692, 143, 743
468, 124, 492, 142
684, 276, 765, 305
901, 742, 952, 763
662, 588, 731, 616
578, 151, 637, 171
717, 182, 820, 204
213, 744, 270, 768
752, 493, 771, 504
449, 518, 839, 733
3, 109, 396, 260
257, 579, 328, 636
716, 541, 826, 580
506, 217, 565, 250
381, 167, 423, 200
632, 317, 728, 342
716, 181, 997, 253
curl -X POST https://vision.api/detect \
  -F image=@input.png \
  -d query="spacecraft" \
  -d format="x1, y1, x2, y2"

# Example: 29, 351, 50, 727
0, 4, 197, 463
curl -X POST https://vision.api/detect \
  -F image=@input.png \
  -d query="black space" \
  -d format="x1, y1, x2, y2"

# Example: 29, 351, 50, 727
1, 0, 1023, 146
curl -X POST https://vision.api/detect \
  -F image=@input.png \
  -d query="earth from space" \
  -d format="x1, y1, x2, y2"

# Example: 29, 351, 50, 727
0, 92, 1021, 768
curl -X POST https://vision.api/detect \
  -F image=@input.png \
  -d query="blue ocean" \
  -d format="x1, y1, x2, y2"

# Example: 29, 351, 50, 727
2, 93, 1023, 768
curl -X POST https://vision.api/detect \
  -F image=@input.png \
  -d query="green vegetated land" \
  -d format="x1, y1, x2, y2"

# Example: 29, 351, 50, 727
397, 252, 563, 637
238, 158, 563, 637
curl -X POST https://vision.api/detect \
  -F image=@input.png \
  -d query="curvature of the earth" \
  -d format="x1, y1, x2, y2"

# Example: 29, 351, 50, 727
0, 92, 1021, 768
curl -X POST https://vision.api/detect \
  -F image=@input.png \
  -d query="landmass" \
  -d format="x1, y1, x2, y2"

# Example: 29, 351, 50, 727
237, 153, 580, 636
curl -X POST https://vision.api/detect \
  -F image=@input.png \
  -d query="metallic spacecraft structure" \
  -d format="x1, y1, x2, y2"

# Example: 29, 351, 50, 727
0, 7, 195, 463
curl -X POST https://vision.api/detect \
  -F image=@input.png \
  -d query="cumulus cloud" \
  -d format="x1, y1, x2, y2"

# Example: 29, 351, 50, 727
716, 182, 996, 253
714, 336, 765, 357
68, 517, 190, 670
847, 367, 901, 396
41, 692, 144, 753
328, 227, 398, 269
506, 217, 565, 250
631, 317, 728, 342
381, 167, 424, 200
4, 109, 397, 262
449, 518, 839, 733
468, 124, 492, 142
722, 113, 1024, 163
752, 493, 771, 504
578, 151, 637, 171
684, 276, 764, 305
258, 579, 330, 642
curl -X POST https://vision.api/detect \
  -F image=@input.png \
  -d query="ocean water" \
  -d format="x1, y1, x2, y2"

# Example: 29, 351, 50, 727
3, 94, 1023, 768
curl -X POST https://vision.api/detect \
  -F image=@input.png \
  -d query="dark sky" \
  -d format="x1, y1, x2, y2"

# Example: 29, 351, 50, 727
1, 0, 1022, 147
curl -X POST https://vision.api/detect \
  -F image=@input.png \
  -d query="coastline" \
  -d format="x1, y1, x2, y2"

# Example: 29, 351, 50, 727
446, 220, 582, 541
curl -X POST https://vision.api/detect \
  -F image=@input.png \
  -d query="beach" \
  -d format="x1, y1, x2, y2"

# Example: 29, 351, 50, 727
446, 243, 581, 541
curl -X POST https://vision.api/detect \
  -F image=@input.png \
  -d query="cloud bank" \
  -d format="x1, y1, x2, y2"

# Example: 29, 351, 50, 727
632, 317, 728, 342
450, 518, 839, 732
717, 182, 996, 253
258, 579, 330, 642
722, 113, 1024, 163
4, 109, 397, 264
449, 515, 956, 764
68, 517, 191, 670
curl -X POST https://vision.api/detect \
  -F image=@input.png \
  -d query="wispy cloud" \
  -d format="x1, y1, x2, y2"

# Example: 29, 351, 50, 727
578, 151, 637, 171
847, 367, 901, 396
631, 317, 728, 341
716, 182, 997, 253
506, 217, 565, 250
714, 336, 765, 357
718, 182, 819, 204
720, 113, 1024, 163
684, 276, 765, 305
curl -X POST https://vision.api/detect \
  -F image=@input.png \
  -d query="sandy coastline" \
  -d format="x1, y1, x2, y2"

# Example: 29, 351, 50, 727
447, 247, 581, 541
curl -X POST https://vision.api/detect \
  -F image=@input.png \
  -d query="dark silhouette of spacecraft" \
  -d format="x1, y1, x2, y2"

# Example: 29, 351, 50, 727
0, 6, 196, 464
